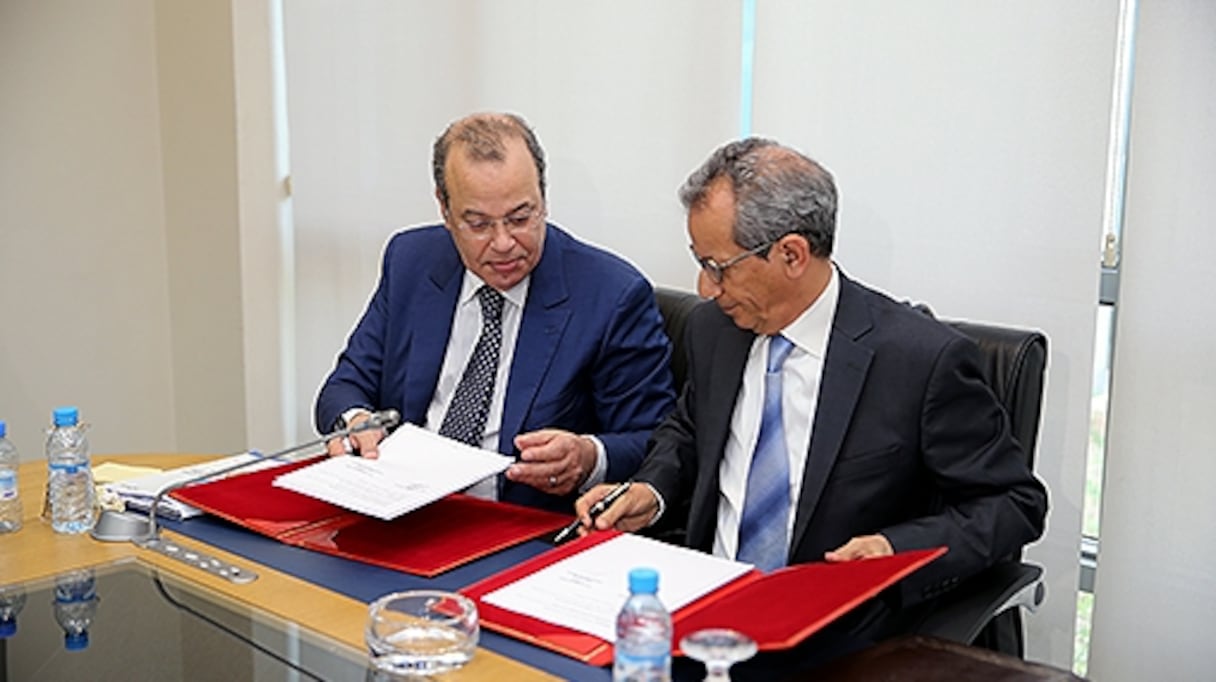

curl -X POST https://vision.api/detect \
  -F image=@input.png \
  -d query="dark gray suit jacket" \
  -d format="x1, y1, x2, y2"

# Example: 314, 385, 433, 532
635, 272, 1047, 610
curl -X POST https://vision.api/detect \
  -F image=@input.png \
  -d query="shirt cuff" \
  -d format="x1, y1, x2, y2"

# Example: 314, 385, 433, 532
578, 435, 609, 494
639, 482, 666, 527
337, 407, 371, 431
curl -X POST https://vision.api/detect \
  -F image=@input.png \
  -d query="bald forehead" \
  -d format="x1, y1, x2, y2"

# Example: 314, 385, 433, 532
445, 115, 527, 164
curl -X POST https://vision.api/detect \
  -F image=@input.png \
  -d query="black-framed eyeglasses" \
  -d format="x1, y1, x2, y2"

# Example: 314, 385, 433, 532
690, 237, 780, 284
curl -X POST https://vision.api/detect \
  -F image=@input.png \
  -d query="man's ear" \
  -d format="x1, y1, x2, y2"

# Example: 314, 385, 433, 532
780, 235, 811, 277
435, 188, 448, 221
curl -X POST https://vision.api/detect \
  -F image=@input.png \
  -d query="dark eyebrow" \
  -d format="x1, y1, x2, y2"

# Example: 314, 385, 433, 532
459, 202, 534, 222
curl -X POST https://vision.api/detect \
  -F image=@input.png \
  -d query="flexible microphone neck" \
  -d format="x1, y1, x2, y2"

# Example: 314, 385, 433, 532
138, 409, 401, 542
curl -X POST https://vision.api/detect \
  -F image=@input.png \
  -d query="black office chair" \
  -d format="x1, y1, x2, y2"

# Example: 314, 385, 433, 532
654, 286, 701, 392
653, 287, 1048, 658
914, 318, 1048, 657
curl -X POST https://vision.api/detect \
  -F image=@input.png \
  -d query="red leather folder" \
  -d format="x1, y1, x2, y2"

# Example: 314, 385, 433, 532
171, 457, 572, 577
462, 530, 946, 666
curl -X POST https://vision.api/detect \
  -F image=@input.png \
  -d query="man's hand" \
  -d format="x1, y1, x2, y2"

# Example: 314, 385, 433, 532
506, 429, 596, 495
574, 483, 659, 534
324, 411, 387, 459
824, 534, 894, 562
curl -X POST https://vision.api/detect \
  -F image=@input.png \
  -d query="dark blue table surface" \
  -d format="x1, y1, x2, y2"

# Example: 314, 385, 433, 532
165, 515, 607, 680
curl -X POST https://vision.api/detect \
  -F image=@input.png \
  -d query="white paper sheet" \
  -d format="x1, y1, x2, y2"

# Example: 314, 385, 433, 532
482, 533, 753, 641
271, 423, 513, 520
99, 452, 283, 520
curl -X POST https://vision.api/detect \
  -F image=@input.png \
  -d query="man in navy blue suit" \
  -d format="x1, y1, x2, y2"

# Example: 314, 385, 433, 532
316, 112, 676, 512
578, 138, 1046, 658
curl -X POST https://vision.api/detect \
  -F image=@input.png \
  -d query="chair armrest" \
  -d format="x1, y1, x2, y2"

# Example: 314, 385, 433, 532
916, 561, 1045, 645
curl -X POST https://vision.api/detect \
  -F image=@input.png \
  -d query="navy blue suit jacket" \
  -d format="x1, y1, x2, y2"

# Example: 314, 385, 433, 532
636, 273, 1047, 610
316, 223, 676, 512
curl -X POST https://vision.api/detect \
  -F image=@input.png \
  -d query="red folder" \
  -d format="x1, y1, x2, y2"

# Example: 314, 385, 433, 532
171, 457, 572, 577
461, 530, 946, 666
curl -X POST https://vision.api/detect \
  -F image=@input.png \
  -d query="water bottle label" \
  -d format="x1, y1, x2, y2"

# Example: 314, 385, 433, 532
614, 652, 671, 681
0, 471, 15, 500
49, 462, 84, 475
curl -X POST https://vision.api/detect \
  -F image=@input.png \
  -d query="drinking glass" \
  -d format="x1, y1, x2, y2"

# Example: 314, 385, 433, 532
365, 590, 478, 679
680, 628, 758, 681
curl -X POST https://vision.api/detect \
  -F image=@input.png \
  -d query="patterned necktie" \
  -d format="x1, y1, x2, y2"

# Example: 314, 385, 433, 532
737, 334, 796, 571
438, 285, 505, 446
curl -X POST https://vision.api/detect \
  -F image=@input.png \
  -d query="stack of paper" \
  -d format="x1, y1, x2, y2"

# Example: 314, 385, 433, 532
99, 452, 284, 520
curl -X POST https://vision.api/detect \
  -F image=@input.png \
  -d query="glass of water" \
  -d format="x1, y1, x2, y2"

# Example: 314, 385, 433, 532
680, 628, 758, 681
365, 590, 478, 679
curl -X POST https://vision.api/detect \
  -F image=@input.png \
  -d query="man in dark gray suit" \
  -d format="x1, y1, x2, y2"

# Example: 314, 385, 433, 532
577, 138, 1047, 658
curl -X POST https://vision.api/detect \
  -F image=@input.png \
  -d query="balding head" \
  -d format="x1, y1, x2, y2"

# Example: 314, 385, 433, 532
432, 112, 547, 209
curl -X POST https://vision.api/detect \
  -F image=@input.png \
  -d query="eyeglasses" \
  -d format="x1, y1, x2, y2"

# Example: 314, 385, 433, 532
450, 204, 544, 240
690, 237, 780, 284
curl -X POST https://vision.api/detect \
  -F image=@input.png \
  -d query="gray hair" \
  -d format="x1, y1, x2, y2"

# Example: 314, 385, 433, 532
679, 137, 837, 257
432, 113, 547, 208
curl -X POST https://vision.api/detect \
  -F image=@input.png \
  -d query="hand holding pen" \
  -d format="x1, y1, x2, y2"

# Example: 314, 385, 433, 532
554, 482, 632, 544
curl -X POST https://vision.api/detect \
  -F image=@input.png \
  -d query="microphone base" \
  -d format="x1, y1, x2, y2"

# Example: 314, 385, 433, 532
91, 510, 258, 584
91, 509, 154, 542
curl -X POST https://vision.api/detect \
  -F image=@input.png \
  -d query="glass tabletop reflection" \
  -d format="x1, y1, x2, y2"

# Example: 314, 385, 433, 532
0, 559, 369, 681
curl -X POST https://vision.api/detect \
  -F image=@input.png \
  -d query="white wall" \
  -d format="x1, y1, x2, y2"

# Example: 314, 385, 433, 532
1088, 2, 1216, 679
154, 0, 249, 454
0, 0, 176, 460
0, 0, 253, 461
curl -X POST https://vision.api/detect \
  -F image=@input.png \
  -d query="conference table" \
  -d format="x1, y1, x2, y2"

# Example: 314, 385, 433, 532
2, 455, 1083, 682
0, 454, 576, 680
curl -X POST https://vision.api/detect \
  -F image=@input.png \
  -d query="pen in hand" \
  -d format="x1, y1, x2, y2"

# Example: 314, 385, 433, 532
553, 481, 633, 545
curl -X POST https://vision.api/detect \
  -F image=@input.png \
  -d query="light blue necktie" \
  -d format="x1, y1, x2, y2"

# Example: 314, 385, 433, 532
737, 335, 795, 571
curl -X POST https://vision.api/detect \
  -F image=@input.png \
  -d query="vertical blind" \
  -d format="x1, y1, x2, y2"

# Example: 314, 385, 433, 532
749, 2, 1117, 664
283, 1, 1121, 667
284, 0, 739, 438
1089, 2, 1216, 679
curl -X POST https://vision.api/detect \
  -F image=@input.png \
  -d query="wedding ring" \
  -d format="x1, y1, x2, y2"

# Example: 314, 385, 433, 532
548, 475, 558, 488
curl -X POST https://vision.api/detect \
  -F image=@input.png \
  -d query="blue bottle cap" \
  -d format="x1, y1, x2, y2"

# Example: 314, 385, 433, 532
65, 631, 89, 651
0, 420, 6, 438
628, 567, 659, 595
53, 407, 79, 427
0, 618, 15, 639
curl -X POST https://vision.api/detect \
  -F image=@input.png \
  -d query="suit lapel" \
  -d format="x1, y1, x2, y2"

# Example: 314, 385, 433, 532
499, 225, 571, 451
790, 275, 874, 555
687, 314, 754, 551
403, 256, 463, 425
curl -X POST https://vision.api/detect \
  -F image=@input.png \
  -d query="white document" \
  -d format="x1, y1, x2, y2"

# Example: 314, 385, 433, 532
272, 423, 513, 520
482, 533, 754, 641
100, 452, 282, 520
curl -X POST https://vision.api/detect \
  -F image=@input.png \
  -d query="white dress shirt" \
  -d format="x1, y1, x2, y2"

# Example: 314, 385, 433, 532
423, 271, 607, 499
712, 265, 840, 561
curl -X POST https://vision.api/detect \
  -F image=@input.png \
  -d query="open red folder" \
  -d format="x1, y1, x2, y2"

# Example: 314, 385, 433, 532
171, 457, 572, 577
462, 530, 946, 666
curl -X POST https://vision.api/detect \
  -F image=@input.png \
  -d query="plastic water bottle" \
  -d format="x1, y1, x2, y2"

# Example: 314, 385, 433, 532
0, 583, 27, 641
53, 568, 99, 651
613, 567, 672, 682
45, 406, 96, 534
0, 421, 22, 534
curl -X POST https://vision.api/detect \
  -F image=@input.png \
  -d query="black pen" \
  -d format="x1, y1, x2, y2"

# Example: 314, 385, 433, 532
553, 481, 633, 545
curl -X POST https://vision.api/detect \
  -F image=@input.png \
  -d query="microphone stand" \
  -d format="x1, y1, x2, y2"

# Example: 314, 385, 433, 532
90, 410, 401, 583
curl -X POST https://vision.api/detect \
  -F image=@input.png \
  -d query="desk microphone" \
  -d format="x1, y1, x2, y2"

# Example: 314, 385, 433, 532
90, 409, 402, 580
